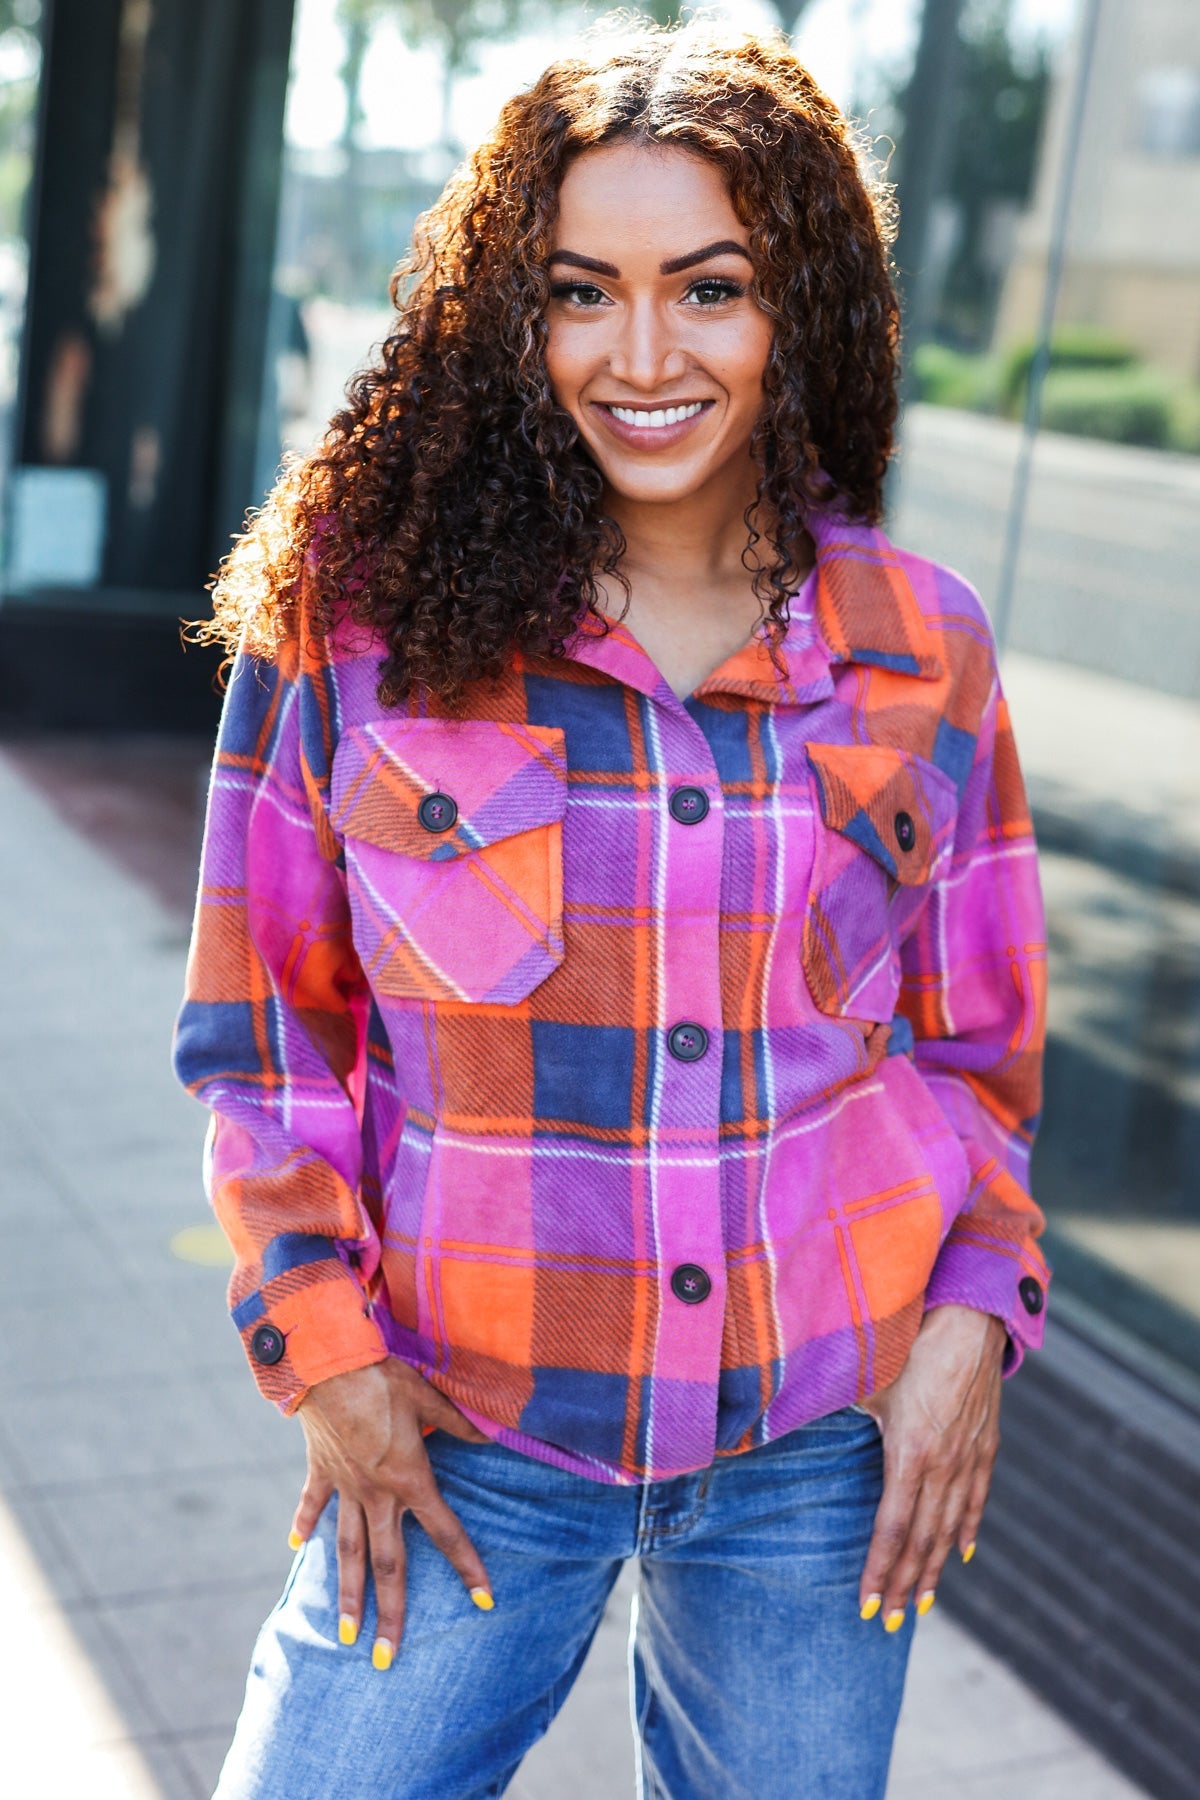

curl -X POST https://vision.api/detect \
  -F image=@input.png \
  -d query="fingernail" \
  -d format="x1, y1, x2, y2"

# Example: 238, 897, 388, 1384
884, 1609, 906, 1634
859, 1594, 882, 1621
287, 1530, 304, 1552
916, 1590, 936, 1616
962, 1541, 977, 1564
337, 1615, 358, 1647
371, 1636, 394, 1672
470, 1587, 495, 1612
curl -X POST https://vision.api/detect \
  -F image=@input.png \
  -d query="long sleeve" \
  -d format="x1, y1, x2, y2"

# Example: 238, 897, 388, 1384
898, 668, 1050, 1369
173, 634, 389, 1411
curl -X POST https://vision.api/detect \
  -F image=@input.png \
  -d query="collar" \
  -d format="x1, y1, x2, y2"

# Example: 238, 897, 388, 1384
565, 507, 944, 706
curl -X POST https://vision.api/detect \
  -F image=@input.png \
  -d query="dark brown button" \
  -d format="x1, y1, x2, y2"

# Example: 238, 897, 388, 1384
895, 811, 916, 853
671, 1264, 712, 1305
669, 787, 709, 825
418, 792, 457, 833
250, 1324, 286, 1366
1018, 1276, 1044, 1316
668, 1022, 708, 1063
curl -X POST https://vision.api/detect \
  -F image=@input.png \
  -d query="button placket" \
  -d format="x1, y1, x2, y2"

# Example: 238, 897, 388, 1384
644, 707, 730, 1470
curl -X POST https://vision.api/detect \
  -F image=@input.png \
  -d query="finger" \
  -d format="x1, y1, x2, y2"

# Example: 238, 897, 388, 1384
409, 1480, 493, 1609
957, 1436, 999, 1560
366, 1497, 407, 1671
420, 1383, 490, 1444
859, 1460, 920, 1622
289, 1472, 334, 1551
882, 1476, 952, 1627
335, 1493, 368, 1647
912, 1468, 972, 1615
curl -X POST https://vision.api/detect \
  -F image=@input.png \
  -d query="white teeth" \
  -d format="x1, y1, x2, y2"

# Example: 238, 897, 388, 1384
608, 402, 705, 429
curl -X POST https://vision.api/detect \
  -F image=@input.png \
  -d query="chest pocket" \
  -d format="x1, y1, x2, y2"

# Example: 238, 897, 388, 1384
802, 742, 958, 1022
331, 719, 567, 1006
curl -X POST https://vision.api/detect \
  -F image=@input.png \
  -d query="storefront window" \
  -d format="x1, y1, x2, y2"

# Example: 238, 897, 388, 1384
888, 0, 1200, 1369
0, 0, 44, 551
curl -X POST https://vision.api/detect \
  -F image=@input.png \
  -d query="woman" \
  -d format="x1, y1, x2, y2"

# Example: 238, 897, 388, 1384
176, 20, 1049, 1798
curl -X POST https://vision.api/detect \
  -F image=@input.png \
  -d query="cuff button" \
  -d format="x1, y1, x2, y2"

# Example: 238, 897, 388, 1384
1017, 1276, 1044, 1317
250, 1323, 286, 1365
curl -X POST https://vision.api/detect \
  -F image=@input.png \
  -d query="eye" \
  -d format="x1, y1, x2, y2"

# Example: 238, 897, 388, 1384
684, 276, 746, 307
548, 281, 610, 308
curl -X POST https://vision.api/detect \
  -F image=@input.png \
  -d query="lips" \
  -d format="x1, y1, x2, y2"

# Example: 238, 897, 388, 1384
593, 399, 715, 448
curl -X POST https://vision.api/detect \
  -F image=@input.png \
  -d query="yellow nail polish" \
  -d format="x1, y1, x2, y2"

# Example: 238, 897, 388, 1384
372, 1637, 394, 1672
338, 1615, 358, 1647
859, 1594, 882, 1621
884, 1610, 906, 1634
470, 1588, 495, 1612
287, 1530, 304, 1552
916, 1591, 936, 1616
962, 1541, 977, 1565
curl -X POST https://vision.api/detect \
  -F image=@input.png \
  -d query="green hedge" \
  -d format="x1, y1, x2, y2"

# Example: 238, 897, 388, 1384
1037, 364, 1175, 449
1000, 325, 1136, 414
912, 342, 1004, 412
912, 335, 1198, 454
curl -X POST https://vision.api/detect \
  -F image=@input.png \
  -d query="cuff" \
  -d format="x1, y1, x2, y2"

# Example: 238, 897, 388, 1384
232, 1258, 389, 1413
923, 1236, 1050, 1373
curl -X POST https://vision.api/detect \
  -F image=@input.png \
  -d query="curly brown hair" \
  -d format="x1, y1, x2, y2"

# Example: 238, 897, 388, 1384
203, 18, 898, 706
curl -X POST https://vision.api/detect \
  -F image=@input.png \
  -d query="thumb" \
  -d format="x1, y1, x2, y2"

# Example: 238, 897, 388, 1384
421, 1382, 490, 1444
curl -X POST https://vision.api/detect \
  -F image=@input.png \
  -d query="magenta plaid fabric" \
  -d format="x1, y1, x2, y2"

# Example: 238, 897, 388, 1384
174, 508, 1049, 1484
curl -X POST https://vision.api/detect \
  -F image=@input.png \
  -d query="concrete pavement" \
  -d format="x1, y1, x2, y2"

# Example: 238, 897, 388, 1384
0, 720, 1150, 1797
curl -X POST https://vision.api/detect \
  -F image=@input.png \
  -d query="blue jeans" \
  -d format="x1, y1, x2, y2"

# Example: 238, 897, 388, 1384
216, 1408, 913, 1799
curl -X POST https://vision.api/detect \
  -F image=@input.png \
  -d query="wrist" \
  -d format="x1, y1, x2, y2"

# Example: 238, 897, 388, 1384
924, 1302, 1007, 1351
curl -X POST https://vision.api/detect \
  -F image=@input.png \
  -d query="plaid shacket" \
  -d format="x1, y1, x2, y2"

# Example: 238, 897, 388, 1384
174, 506, 1049, 1484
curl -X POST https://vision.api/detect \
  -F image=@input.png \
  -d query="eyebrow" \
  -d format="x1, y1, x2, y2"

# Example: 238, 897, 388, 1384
546, 239, 754, 279
660, 239, 754, 275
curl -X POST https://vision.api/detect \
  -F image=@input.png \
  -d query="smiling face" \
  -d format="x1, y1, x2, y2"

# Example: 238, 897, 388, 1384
543, 141, 775, 511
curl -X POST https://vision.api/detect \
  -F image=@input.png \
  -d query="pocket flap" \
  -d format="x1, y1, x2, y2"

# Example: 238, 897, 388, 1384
807, 743, 957, 886
332, 720, 568, 861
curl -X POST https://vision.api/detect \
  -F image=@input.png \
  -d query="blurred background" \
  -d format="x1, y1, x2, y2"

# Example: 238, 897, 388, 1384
0, 2, 1196, 1796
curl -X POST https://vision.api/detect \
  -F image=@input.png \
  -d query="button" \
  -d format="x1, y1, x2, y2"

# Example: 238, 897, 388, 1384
1018, 1276, 1044, 1316
250, 1323, 286, 1366
667, 1022, 708, 1062
671, 1264, 712, 1305
894, 810, 916, 853
669, 786, 709, 825
418, 792, 457, 833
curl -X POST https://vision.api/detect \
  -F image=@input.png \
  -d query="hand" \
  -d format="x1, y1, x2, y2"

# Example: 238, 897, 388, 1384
290, 1358, 493, 1669
857, 1303, 1005, 1630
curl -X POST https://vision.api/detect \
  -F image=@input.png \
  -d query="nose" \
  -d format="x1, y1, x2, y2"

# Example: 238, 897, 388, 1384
607, 294, 687, 392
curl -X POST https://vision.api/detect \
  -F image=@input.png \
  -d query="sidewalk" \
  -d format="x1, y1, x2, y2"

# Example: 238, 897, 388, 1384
0, 735, 1147, 1799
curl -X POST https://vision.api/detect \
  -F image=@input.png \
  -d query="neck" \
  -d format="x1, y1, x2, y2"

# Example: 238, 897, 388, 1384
594, 456, 812, 701
603, 460, 763, 591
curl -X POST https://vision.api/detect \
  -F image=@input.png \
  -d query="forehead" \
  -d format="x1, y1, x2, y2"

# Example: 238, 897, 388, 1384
553, 142, 745, 251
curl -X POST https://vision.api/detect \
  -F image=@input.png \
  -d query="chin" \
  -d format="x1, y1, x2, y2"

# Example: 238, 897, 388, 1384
593, 457, 718, 506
